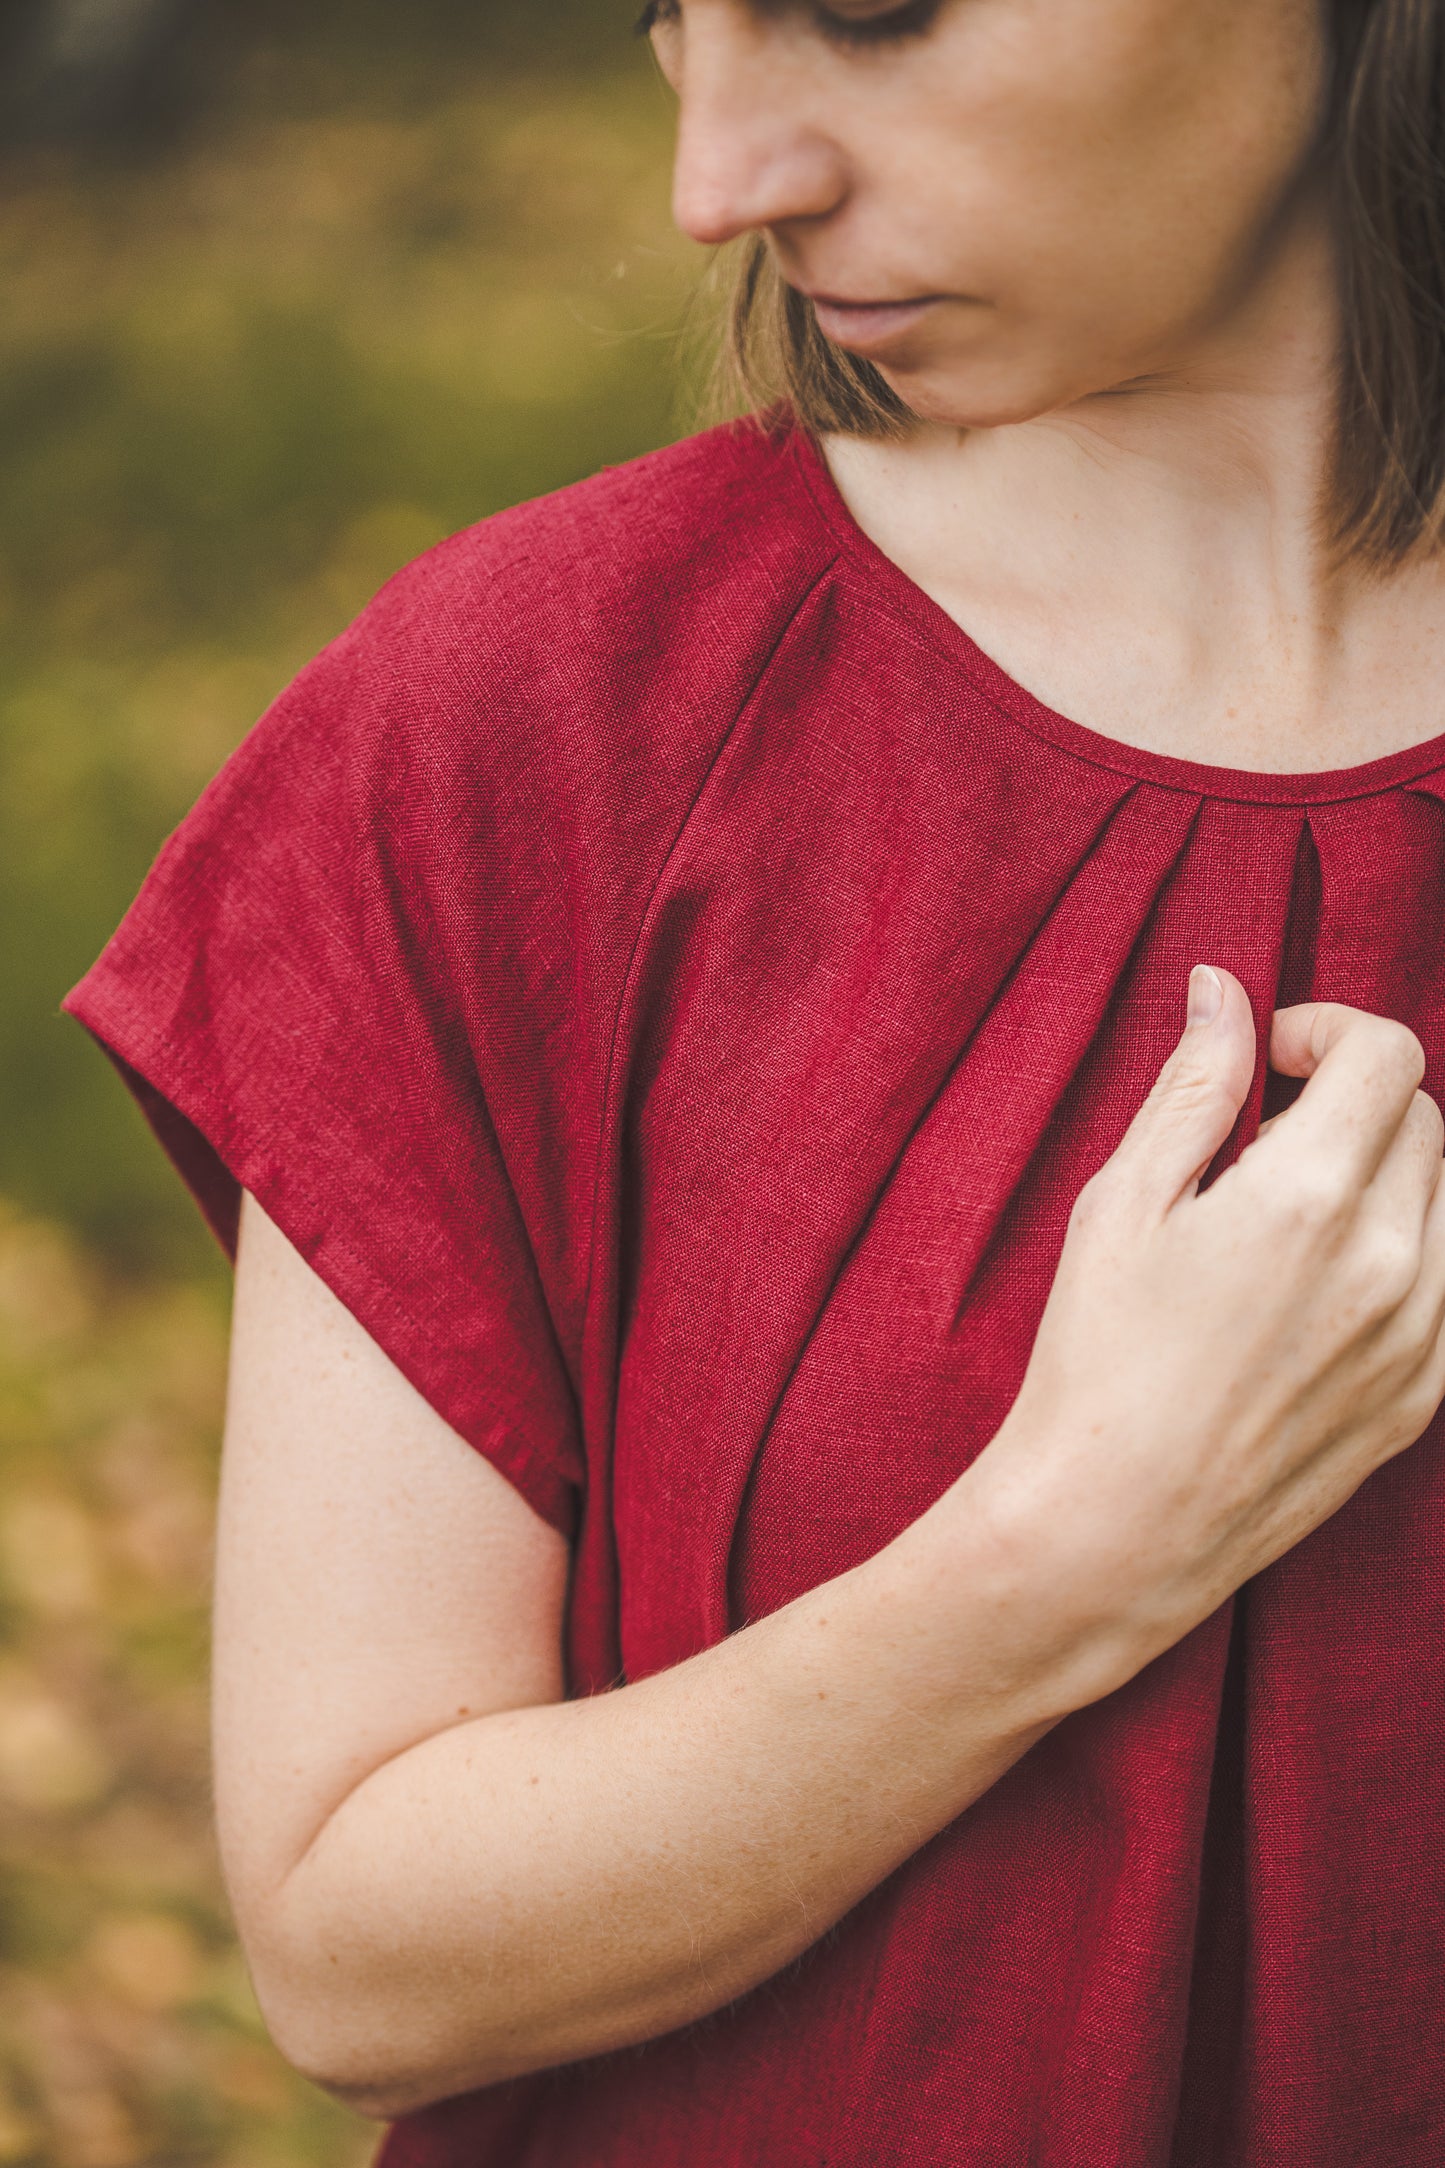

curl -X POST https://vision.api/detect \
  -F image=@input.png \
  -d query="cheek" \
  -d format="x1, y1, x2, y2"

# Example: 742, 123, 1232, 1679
900, 0, 1317, 236
870, 4, 1323, 401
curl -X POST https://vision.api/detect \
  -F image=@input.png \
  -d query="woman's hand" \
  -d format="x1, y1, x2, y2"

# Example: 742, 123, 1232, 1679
217, 976, 1445, 2113
965, 965, 1445, 1707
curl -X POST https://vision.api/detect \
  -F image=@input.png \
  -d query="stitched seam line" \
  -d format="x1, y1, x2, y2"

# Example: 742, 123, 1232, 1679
577, 548, 843, 1379
788, 438, 1445, 809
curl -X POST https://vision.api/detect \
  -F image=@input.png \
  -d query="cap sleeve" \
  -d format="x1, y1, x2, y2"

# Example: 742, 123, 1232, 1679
61, 600, 585, 1541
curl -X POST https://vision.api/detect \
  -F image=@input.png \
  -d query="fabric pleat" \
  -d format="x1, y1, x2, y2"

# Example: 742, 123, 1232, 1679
58, 416, 1445, 2168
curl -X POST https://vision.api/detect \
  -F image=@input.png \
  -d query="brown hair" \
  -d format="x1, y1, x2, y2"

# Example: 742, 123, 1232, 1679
710, 0, 1445, 574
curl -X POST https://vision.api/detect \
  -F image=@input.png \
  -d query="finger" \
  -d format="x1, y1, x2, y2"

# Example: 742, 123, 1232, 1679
1386, 1110, 1445, 1326
1419, 1167, 1445, 1387
1357, 1089, 1445, 1261
1105, 965, 1256, 1215
1371, 1153, 1445, 1463
1265, 1002, 1426, 1189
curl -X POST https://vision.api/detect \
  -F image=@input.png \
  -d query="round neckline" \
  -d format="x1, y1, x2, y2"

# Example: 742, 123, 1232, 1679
784, 418, 1445, 807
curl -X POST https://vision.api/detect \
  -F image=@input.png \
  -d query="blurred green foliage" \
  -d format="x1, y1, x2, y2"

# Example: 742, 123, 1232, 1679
0, 9, 704, 2160
2, 0, 700, 1275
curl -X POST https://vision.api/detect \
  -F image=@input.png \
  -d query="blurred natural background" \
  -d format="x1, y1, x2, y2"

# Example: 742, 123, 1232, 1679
0, 4, 698, 2159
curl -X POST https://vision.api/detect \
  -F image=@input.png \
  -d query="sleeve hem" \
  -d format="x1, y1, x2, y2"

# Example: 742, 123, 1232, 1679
61, 986, 580, 1544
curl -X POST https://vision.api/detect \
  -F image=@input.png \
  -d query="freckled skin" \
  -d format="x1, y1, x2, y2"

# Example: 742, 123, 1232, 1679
212, 5, 1445, 2123
652, 0, 1331, 426
655, 0, 1445, 778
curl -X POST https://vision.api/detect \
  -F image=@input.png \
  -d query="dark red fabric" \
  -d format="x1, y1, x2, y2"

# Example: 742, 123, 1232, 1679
62, 414, 1445, 2166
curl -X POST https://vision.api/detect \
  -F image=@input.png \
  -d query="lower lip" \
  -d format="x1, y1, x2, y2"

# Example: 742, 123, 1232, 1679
809, 296, 942, 351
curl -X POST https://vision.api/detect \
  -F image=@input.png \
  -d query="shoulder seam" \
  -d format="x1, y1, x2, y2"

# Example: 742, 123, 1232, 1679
577, 545, 845, 1410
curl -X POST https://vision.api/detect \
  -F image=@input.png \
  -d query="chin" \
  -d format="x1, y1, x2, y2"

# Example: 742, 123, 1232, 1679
870, 349, 1103, 433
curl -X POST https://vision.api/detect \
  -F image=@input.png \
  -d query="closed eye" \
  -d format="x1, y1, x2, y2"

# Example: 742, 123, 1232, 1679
815, 0, 942, 46
635, 1, 944, 45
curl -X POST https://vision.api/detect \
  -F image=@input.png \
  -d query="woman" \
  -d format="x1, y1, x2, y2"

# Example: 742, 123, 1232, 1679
63, 1, 1445, 2162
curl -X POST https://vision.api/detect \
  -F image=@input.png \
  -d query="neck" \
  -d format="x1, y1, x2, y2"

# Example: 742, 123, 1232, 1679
822, 202, 1445, 773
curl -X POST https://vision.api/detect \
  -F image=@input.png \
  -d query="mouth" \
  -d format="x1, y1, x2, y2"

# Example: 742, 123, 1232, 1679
802, 292, 944, 353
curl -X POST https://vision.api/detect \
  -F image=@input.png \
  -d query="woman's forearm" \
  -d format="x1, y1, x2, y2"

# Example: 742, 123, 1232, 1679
226, 988, 1445, 2124
247, 1460, 1094, 2122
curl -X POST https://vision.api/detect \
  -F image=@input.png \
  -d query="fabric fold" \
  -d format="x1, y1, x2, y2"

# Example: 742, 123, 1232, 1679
600, 579, 1139, 1677
59, 411, 1445, 2168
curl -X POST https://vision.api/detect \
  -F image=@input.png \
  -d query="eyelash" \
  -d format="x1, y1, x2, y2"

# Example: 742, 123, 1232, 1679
634, 2, 942, 50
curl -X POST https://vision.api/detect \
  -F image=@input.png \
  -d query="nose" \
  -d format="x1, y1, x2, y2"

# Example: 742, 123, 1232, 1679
669, 14, 849, 246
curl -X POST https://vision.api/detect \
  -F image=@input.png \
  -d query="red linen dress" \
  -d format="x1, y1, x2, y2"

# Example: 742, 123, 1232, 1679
63, 413, 1445, 2167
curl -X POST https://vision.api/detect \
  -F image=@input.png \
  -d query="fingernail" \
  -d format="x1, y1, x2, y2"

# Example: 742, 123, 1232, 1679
1187, 965, 1223, 1029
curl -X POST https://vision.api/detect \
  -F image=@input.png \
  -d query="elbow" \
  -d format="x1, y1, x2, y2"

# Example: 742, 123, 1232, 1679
247, 1964, 416, 2123
275, 2027, 416, 2126
256, 1971, 484, 2124
240, 1920, 509, 2124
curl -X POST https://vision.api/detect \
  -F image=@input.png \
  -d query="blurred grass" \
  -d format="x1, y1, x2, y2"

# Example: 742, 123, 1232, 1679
0, 7, 703, 2160
2, 0, 699, 1271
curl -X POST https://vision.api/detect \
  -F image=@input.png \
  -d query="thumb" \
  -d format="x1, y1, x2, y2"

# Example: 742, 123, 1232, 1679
1106, 965, 1257, 1213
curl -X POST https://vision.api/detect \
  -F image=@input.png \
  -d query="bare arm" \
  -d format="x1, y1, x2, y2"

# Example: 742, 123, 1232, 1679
215, 1193, 1076, 2120
214, 969, 1445, 2121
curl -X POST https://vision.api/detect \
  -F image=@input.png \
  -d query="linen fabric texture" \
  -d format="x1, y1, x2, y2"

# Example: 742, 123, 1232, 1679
63, 416, 1445, 2167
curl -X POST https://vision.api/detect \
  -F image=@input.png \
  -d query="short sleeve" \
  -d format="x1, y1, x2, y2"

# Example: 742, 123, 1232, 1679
61, 594, 586, 1541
